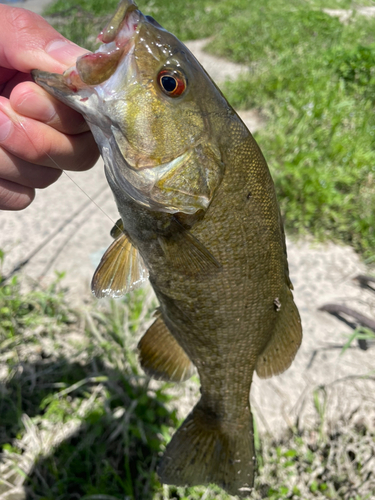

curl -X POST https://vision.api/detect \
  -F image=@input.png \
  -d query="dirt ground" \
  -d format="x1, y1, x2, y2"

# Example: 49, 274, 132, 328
0, 1, 374, 437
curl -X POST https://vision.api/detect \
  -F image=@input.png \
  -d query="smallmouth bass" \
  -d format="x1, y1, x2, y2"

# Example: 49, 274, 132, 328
32, 1, 302, 496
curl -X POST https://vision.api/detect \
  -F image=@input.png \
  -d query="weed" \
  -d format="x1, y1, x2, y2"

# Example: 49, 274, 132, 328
342, 326, 375, 354
1, 262, 375, 498
0, 263, 181, 499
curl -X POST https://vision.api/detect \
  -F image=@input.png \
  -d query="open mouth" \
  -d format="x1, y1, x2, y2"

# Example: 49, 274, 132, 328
63, 1, 141, 88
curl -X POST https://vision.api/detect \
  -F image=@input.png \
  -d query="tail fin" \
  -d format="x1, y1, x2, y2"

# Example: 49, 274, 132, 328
158, 401, 255, 498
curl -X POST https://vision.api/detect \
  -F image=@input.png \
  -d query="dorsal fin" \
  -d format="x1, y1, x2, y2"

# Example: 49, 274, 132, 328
138, 313, 195, 382
91, 231, 148, 298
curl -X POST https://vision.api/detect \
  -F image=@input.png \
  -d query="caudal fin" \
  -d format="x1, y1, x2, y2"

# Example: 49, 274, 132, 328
158, 401, 255, 498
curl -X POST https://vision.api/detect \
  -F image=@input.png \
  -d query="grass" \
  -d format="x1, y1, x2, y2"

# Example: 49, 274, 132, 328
0, 266, 179, 499
1, 267, 375, 499
341, 326, 375, 354
3, 0, 375, 498
45, 0, 375, 262
213, 4, 375, 260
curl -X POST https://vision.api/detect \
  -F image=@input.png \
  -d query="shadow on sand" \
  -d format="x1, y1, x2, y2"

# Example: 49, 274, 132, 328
0, 354, 177, 500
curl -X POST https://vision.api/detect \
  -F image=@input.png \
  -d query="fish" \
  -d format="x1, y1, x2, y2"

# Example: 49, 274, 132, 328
32, 1, 302, 496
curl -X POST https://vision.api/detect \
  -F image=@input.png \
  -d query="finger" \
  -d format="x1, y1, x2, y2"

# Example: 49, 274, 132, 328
0, 147, 62, 189
0, 68, 17, 90
0, 6, 88, 73
0, 98, 99, 171
10, 82, 89, 135
0, 178, 34, 210
1, 70, 33, 100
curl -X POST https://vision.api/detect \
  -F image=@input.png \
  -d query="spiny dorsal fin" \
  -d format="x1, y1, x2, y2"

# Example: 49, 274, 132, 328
255, 288, 302, 379
91, 231, 148, 298
158, 230, 221, 276
138, 313, 195, 382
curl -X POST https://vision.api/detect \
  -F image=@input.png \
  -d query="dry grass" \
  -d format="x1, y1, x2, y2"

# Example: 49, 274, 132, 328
0, 271, 374, 500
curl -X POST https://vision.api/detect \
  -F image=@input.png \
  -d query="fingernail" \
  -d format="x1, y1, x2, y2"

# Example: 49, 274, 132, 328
0, 111, 12, 142
46, 39, 88, 66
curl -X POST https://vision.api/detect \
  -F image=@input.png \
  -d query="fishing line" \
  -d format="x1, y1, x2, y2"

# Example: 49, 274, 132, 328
37, 189, 104, 280
2, 115, 142, 298
2, 184, 106, 282
14, 116, 122, 231
0, 116, 128, 282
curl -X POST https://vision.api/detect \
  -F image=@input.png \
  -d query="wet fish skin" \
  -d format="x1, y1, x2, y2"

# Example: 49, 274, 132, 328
32, 1, 302, 496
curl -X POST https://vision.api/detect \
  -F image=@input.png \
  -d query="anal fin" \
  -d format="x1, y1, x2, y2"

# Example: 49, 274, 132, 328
138, 314, 194, 382
256, 289, 302, 379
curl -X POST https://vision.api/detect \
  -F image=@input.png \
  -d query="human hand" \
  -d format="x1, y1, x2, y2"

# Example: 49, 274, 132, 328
0, 6, 100, 210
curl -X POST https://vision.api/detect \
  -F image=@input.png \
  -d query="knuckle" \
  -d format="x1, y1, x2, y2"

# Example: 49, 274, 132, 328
8, 8, 31, 32
81, 148, 100, 171
7, 8, 47, 59
34, 168, 62, 189
9, 8, 41, 38
72, 135, 99, 171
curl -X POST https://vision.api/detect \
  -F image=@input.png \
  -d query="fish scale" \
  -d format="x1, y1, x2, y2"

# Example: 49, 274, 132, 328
32, 0, 302, 496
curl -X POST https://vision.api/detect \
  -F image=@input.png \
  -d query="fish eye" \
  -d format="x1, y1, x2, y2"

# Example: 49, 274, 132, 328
158, 68, 187, 97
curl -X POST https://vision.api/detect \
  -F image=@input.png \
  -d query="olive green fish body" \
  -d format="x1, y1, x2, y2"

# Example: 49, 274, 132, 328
32, 2, 302, 496
110, 116, 300, 495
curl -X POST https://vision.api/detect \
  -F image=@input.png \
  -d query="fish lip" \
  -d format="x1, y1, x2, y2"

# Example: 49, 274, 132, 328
64, 5, 142, 89
97, 0, 139, 45
30, 4, 145, 105
31, 70, 73, 94
33, 3, 142, 93
96, 4, 142, 53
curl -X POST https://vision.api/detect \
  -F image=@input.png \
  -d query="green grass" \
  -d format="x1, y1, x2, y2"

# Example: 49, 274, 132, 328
1, 264, 375, 499
5, 0, 375, 497
0, 263, 177, 499
212, 5, 375, 259
44, 0, 375, 261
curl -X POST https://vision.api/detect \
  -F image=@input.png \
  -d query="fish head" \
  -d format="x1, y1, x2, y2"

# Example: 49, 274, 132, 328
32, 0, 228, 214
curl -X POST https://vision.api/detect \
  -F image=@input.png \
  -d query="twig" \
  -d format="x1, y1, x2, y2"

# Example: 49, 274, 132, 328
319, 303, 375, 332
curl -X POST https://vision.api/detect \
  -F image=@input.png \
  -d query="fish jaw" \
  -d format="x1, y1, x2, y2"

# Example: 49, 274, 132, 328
30, 70, 104, 127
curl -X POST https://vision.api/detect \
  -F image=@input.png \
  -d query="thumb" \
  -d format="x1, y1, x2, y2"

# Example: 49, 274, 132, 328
0, 5, 89, 74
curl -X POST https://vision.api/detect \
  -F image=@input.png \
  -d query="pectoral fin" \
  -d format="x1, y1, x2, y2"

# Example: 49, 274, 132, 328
255, 289, 302, 378
91, 231, 148, 298
158, 229, 221, 276
138, 313, 194, 382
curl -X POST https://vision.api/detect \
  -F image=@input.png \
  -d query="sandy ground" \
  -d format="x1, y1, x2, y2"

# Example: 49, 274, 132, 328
0, 1, 374, 436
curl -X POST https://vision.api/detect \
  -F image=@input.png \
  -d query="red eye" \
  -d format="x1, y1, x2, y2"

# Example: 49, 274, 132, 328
158, 69, 187, 97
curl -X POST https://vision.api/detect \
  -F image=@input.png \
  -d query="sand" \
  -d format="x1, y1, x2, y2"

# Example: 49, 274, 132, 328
0, 2, 374, 437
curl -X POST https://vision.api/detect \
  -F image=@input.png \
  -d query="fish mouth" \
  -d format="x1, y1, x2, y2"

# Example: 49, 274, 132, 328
32, 1, 217, 215
32, 0, 142, 95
